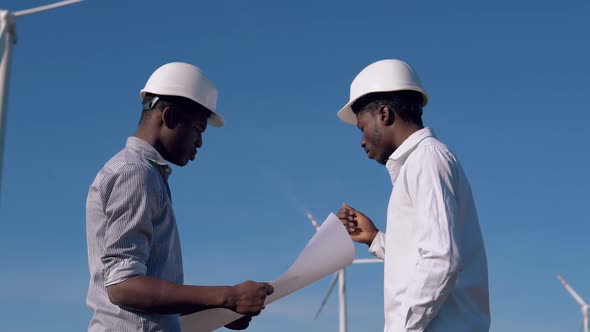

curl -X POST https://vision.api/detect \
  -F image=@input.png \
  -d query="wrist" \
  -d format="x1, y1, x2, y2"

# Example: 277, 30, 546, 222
366, 229, 379, 246
220, 286, 236, 310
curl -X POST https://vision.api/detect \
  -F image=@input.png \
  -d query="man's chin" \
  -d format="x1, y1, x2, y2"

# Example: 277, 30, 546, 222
367, 155, 387, 165
376, 158, 388, 165
366, 152, 387, 165
170, 158, 189, 167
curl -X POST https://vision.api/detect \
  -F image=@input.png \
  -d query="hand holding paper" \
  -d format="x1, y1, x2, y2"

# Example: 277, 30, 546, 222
180, 212, 355, 332
227, 281, 274, 316
337, 202, 380, 246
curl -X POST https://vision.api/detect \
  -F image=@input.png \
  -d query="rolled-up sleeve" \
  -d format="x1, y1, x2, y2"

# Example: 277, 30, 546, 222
400, 145, 461, 331
100, 164, 160, 287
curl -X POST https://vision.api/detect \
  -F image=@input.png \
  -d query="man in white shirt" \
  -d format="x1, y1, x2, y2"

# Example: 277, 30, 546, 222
336, 59, 490, 332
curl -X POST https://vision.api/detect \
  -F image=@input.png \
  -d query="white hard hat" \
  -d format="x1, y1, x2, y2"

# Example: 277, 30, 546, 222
337, 59, 428, 125
140, 62, 224, 128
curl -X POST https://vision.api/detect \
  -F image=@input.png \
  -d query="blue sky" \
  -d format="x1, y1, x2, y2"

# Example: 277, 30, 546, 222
0, 0, 589, 331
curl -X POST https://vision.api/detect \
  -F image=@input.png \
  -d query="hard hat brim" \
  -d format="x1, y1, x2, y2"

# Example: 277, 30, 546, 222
337, 101, 358, 126
208, 112, 224, 128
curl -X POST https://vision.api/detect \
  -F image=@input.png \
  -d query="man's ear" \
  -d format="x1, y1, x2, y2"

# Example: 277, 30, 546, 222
378, 105, 395, 126
161, 106, 179, 129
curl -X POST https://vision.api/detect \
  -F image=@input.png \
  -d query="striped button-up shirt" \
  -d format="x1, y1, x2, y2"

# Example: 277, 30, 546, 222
86, 137, 183, 332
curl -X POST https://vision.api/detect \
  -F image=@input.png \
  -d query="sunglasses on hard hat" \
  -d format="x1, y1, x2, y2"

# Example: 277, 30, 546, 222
142, 96, 160, 111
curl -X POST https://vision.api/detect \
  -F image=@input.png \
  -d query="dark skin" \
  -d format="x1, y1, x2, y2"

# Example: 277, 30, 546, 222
109, 102, 273, 330
337, 105, 423, 245
136, 102, 207, 167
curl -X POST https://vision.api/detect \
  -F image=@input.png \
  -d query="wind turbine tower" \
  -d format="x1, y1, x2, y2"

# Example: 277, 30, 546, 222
305, 210, 381, 332
0, 0, 84, 194
557, 275, 589, 332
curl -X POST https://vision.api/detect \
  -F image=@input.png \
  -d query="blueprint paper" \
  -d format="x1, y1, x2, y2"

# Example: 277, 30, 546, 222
180, 213, 355, 332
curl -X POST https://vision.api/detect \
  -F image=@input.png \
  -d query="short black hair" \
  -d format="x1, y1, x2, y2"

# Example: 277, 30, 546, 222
139, 93, 211, 125
351, 90, 424, 127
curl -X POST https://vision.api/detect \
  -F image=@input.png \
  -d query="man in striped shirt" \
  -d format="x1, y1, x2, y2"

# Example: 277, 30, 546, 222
86, 62, 273, 332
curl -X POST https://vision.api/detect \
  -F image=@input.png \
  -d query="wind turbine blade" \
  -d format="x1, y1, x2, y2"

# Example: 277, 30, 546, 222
314, 271, 339, 319
13, 0, 84, 18
305, 210, 320, 230
557, 275, 589, 307
353, 258, 382, 264
0, 18, 7, 40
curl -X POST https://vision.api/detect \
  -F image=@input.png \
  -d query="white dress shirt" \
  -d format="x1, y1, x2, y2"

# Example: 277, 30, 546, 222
369, 128, 490, 332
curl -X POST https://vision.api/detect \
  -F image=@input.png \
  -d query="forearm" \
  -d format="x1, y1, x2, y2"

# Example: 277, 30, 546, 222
401, 255, 459, 330
107, 275, 231, 315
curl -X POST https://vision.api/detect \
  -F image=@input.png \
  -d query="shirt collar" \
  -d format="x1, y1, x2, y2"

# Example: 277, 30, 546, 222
126, 136, 173, 178
385, 127, 436, 183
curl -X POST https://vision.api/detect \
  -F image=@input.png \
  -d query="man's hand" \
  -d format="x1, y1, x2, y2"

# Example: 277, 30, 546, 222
224, 315, 252, 330
227, 281, 274, 316
337, 202, 379, 246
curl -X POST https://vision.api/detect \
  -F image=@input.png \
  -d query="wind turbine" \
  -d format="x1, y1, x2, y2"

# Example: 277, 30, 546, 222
0, 0, 84, 195
557, 275, 589, 332
305, 210, 381, 332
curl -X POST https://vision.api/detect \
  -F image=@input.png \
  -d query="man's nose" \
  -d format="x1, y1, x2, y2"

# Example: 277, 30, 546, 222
195, 133, 203, 148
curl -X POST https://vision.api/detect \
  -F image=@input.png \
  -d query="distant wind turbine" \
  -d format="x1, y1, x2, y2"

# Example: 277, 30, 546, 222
0, 0, 84, 195
305, 210, 381, 332
557, 275, 589, 332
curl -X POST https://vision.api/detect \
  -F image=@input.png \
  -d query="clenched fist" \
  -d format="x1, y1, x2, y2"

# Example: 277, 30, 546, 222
227, 281, 274, 316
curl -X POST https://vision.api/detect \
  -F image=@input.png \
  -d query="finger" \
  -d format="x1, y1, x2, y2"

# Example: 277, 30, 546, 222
347, 211, 357, 222
235, 316, 251, 324
239, 319, 251, 330
264, 283, 274, 295
236, 323, 249, 330
226, 316, 251, 330
338, 215, 352, 228
338, 216, 354, 226
338, 206, 355, 216
343, 216, 356, 228
340, 206, 355, 215
349, 227, 361, 235
339, 219, 350, 228
344, 206, 357, 220
342, 202, 355, 212
339, 208, 353, 218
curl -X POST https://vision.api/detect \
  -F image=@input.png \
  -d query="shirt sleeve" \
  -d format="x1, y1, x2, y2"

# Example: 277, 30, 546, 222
400, 145, 461, 331
100, 164, 161, 287
368, 231, 386, 260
